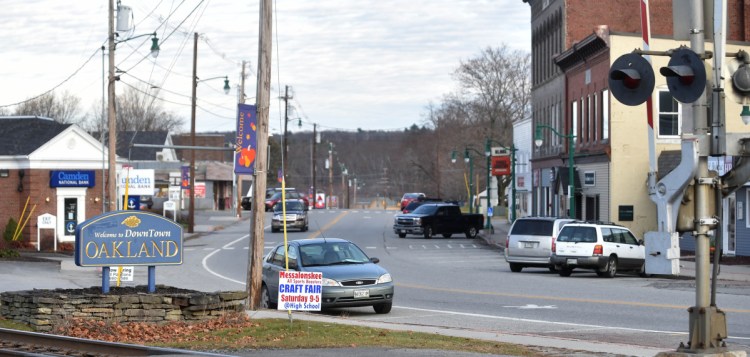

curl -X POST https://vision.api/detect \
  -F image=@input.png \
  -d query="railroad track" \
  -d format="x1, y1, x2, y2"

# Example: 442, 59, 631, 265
0, 327, 232, 356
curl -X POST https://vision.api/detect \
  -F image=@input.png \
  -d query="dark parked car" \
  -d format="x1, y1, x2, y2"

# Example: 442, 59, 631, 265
401, 197, 444, 213
262, 238, 394, 314
139, 195, 153, 210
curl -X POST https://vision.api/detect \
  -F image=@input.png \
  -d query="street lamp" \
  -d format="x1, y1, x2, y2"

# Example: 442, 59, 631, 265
451, 147, 482, 214
188, 32, 230, 233
485, 139, 517, 225
107, 0, 161, 212
535, 124, 576, 219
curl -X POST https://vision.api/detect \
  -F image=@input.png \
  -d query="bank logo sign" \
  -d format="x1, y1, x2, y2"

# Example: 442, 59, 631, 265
75, 211, 183, 267
50, 170, 95, 187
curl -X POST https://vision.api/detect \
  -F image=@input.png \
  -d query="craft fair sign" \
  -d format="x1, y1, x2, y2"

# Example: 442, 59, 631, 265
75, 211, 183, 267
277, 271, 322, 311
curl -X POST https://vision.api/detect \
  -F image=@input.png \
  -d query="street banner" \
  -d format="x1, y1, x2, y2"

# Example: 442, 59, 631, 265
181, 166, 190, 189
234, 104, 257, 174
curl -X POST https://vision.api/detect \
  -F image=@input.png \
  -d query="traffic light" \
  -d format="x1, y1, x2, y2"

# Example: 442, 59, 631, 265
659, 47, 707, 103
609, 53, 655, 106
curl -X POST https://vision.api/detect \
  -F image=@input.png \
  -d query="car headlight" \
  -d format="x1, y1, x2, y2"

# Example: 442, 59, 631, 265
272, 214, 282, 220
376, 273, 392, 284
414, 218, 421, 225
322, 278, 341, 287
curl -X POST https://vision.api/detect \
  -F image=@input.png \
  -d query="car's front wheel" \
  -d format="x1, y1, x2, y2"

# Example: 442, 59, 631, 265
373, 302, 392, 314
465, 226, 478, 239
423, 226, 433, 239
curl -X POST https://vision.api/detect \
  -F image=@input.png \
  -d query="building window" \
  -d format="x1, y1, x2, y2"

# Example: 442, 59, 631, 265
593, 92, 598, 143
602, 89, 609, 141
658, 90, 680, 137
584, 171, 595, 186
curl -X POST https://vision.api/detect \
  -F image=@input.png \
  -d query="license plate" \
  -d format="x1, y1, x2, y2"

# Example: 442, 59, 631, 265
523, 242, 535, 248
353, 289, 369, 299
400, 230, 406, 233
567, 258, 577, 265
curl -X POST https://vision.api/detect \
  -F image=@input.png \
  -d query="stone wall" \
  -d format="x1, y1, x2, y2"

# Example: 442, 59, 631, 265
0, 286, 247, 331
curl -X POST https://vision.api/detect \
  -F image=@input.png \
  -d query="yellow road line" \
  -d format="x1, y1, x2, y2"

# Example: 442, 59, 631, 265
307, 211, 349, 239
397, 282, 750, 313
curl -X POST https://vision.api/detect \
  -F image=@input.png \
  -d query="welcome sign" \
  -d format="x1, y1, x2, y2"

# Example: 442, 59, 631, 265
75, 211, 183, 267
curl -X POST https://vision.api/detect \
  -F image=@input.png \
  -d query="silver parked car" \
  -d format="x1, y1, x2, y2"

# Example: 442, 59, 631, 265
271, 199, 309, 232
261, 238, 394, 314
504, 217, 574, 272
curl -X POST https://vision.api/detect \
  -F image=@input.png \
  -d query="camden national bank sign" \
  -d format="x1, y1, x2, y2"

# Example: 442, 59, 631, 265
75, 211, 183, 267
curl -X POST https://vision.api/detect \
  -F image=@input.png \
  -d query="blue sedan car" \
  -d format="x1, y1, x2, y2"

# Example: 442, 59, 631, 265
261, 238, 394, 314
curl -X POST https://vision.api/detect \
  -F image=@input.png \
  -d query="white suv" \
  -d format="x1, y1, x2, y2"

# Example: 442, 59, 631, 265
551, 222, 646, 278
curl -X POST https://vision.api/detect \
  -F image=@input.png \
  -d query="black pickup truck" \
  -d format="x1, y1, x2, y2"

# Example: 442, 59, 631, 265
393, 203, 484, 239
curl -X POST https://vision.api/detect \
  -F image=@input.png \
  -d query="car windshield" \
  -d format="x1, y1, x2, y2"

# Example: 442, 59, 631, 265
298, 242, 370, 266
557, 226, 597, 243
274, 201, 304, 212
411, 204, 438, 215
510, 220, 555, 235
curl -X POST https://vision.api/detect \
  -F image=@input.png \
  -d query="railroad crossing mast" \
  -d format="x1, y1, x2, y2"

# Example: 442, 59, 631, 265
609, 1, 750, 354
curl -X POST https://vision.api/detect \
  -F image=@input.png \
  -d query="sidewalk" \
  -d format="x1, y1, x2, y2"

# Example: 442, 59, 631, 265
478, 216, 750, 283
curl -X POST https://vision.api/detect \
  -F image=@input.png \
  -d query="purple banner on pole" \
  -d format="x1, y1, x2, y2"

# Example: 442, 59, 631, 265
180, 165, 190, 189
235, 104, 258, 174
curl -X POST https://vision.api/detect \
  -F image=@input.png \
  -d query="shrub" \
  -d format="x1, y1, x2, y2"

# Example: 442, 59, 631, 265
3, 218, 18, 242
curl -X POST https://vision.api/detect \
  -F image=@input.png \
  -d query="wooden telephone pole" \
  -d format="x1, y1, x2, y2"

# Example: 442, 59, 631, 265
247, 0, 272, 310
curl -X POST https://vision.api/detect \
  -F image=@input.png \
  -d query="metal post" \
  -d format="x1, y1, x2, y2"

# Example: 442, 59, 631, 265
188, 32, 197, 234
485, 138, 492, 229
468, 155, 474, 214
568, 133, 575, 219
107, 0, 117, 213
511, 144, 517, 223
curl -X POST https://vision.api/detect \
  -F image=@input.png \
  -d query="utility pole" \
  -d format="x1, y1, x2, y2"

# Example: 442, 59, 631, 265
236, 60, 247, 218
107, 0, 117, 212
328, 142, 333, 209
311, 123, 317, 207
188, 32, 198, 234
281, 85, 292, 183
247, 0, 272, 310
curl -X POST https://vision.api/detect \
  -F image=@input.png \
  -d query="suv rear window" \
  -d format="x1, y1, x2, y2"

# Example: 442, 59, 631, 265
510, 220, 554, 235
557, 226, 597, 243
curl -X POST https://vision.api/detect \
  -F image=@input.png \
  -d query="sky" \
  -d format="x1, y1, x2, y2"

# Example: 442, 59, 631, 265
0, 1, 531, 135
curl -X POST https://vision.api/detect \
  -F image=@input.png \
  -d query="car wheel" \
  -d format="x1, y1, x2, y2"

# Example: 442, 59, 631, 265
424, 226, 433, 239
548, 266, 557, 272
373, 302, 392, 314
603, 256, 618, 278
442, 234, 452, 238
398, 233, 406, 238
271, 227, 278, 233
509, 263, 523, 273
558, 268, 573, 277
261, 284, 276, 309
302, 226, 308, 232
465, 226, 478, 239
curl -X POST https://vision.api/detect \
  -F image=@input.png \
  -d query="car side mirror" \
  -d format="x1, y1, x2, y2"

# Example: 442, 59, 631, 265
370, 257, 380, 264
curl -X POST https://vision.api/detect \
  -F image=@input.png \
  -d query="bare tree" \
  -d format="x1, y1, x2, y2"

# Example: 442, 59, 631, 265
454, 45, 531, 144
115, 85, 185, 132
13, 91, 82, 123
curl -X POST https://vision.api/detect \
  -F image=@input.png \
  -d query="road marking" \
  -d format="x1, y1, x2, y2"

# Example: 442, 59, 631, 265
307, 211, 349, 239
503, 304, 557, 309
365, 246, 377, 249
201, 234, 249, 286
397, 283, 750, 314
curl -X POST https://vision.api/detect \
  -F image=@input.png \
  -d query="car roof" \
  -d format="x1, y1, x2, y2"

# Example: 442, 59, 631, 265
291, 238, 349, 246
515, 216, 571, 222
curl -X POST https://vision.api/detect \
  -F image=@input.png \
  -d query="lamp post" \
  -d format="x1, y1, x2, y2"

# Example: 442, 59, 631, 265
535, 124, 576, 219
452, 147, 482, 214
485, 139, 517, 225
188, 32, 230, 233
107, 0, 160, 212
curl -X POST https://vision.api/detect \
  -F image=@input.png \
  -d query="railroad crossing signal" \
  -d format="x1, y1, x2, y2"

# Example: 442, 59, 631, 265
659, 47, 707, 103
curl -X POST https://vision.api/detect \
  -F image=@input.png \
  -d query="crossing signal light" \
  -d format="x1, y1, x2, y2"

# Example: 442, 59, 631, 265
659, 47, 707, 103
609, 53, 655, 106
